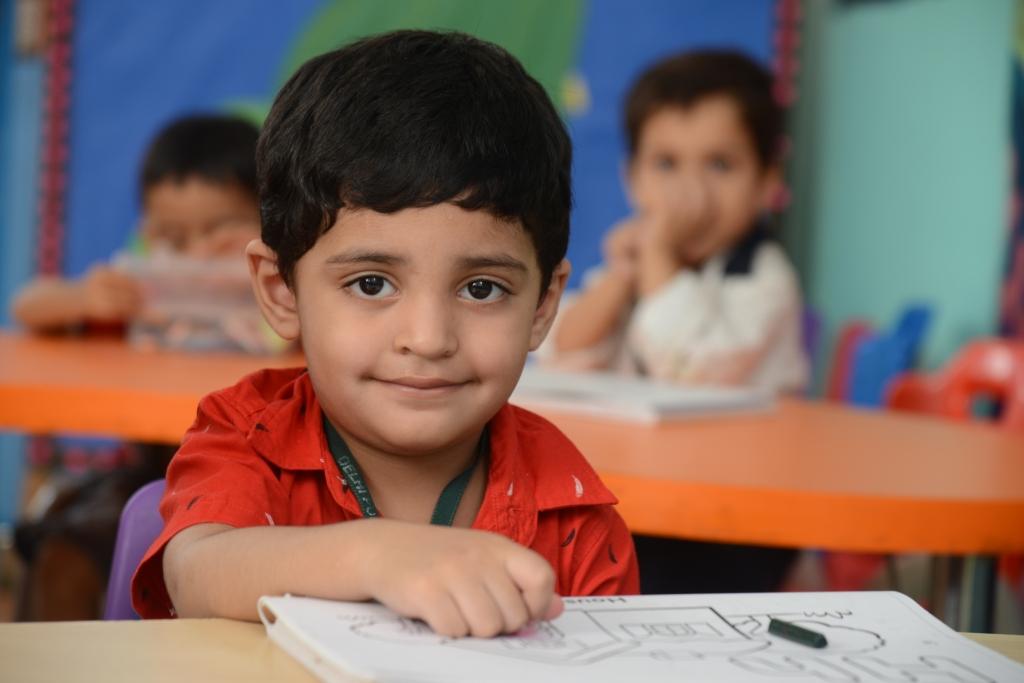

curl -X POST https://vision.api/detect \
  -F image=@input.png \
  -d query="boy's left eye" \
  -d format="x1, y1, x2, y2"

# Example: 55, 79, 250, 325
707, 155, 733, 172
458, 279, 507, 302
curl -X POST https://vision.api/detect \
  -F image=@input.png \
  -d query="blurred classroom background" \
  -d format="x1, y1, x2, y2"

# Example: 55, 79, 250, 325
0, 0, 1021, 630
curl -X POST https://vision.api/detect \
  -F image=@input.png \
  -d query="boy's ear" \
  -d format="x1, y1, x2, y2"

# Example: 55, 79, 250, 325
758, 165, 784, 211
245, 239, 301, 341
529, 258, 571, 351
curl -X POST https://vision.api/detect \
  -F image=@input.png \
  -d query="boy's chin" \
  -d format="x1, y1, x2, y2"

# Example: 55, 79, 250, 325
682, 236, 728, 266
367, 419, 489, 457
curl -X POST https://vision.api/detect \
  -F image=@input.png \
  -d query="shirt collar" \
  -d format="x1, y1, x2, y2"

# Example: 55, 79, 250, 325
722, 221, 773, 276
245, 369, 327, 471
244, 371, 618, 532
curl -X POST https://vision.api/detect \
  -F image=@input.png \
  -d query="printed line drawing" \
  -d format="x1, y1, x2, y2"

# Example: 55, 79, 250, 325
341, 599, 997, 681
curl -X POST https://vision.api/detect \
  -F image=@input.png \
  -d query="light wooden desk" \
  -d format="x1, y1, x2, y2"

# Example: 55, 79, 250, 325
2, 332, 1023, 629
0, 619, 1021, 682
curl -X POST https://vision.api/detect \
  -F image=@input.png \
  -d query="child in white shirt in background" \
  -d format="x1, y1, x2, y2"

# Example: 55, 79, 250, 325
548, 50, 808, 593
551, 51, 807, 394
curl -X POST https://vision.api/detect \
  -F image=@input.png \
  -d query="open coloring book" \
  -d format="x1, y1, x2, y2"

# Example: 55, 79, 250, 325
509, 366, 773, 422
257, 591, 1024, 683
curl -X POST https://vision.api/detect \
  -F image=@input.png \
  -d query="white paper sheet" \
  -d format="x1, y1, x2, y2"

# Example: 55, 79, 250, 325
509, 366, 772, 422
258, 591, 1024, 683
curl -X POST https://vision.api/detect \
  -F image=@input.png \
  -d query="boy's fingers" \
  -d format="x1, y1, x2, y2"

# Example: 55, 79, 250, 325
543, 594, 565, 621
109, 285, 141, 303
419, 589, 469, 639
451, 581, 505, 638
93, 267, 134, 288
94, 273, 140, 298
103, 291, 141, 315
504, 550, 556, 621
483, 574, 531, 634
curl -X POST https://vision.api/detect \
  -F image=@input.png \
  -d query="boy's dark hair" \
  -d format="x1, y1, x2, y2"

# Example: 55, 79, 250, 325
257, 30, 571, 290
624, 50, 781, 168
140, 115, 260, 200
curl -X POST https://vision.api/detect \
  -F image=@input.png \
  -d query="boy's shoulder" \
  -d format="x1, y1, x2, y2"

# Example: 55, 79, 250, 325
191, 367, 324, 469
202, 366, 311, 419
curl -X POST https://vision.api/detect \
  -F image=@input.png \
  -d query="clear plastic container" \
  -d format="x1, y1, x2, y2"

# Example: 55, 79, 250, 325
114, 250, 288, 354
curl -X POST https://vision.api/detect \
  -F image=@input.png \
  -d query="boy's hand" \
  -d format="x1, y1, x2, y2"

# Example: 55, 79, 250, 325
360, 520, 563, 638
81, 265, 143, 322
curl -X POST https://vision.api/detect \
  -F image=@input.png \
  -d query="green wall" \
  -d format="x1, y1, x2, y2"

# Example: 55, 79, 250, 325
786, 0, 1015, 372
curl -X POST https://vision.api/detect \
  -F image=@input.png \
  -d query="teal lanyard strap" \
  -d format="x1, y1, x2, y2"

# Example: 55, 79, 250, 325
323, 415, 379, 518
322, 414, 487, 526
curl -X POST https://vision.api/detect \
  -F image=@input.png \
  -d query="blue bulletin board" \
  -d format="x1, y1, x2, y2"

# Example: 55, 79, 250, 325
64, 0, 775, 288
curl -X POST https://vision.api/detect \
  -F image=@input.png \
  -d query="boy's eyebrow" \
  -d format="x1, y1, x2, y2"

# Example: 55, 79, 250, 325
457, 254, 529, 273
324, 251, 529, 273
325, 250, 406, 267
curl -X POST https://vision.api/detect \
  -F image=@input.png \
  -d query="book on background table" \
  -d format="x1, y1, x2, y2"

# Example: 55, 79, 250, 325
509, 366, 773, 423
257, 591, 1024, 683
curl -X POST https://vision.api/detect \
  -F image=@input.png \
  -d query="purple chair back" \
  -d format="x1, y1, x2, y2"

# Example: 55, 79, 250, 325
103, 478, 166, 620
801, 306, 822, 366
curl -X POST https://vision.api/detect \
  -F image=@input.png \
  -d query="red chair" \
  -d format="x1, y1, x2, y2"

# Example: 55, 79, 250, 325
824, 340, 1024, 595
1004, 395, 1024, 430
886, 339, 1024, 606
886, 372, 941, 413
820, 321, 882, 590
887, 339, 1024, 429
825, 320, 873, 401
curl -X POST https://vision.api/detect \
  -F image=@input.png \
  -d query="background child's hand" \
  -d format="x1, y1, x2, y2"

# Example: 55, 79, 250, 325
602, 217, 642, 281
638, 176, 713, 265
361, 520, 563, 638
81, 265, 143, 322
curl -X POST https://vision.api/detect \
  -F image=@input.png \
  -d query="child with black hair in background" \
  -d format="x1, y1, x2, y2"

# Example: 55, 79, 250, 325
550, 51, 809, 594
12, 115, 265, 620
13, 115, 262, 336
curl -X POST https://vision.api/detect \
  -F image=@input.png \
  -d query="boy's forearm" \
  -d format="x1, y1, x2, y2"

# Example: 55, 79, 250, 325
165, 521, 379, 620
10, 278, 87, 332
553, 271, 634, 352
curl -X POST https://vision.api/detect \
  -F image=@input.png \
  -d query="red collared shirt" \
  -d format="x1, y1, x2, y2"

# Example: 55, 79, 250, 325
132, 368, 638, 618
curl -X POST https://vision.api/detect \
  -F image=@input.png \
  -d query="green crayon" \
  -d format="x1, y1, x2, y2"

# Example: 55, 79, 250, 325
768, 618, 828, 648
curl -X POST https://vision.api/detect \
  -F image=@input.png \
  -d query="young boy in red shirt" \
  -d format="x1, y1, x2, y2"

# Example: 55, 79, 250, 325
132, 30, 639, 635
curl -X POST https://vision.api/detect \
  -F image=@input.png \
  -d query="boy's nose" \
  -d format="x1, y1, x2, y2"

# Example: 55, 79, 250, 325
392, 296, 459, 359
673, 173, 713, 223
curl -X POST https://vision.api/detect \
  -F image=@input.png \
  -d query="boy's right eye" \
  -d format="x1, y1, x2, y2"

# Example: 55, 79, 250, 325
344, 275, 396, 298
652, 154, 676, 171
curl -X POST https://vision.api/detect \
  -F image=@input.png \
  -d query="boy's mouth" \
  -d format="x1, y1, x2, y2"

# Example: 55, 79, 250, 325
377, 376, 469, 394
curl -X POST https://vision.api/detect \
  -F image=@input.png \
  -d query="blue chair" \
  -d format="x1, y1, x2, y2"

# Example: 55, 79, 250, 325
848, 304, 932, 407
103, 479, 165, 620
823, 305, 932, 591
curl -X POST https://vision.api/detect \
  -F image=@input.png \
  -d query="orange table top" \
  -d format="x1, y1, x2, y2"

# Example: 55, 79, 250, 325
1, 331, 1023, 554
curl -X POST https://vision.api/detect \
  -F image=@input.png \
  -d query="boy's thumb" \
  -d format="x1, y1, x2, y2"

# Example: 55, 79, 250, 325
543, 594, 564, 621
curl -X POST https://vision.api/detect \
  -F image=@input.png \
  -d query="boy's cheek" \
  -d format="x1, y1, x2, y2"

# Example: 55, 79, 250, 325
634, 180, 668, 214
